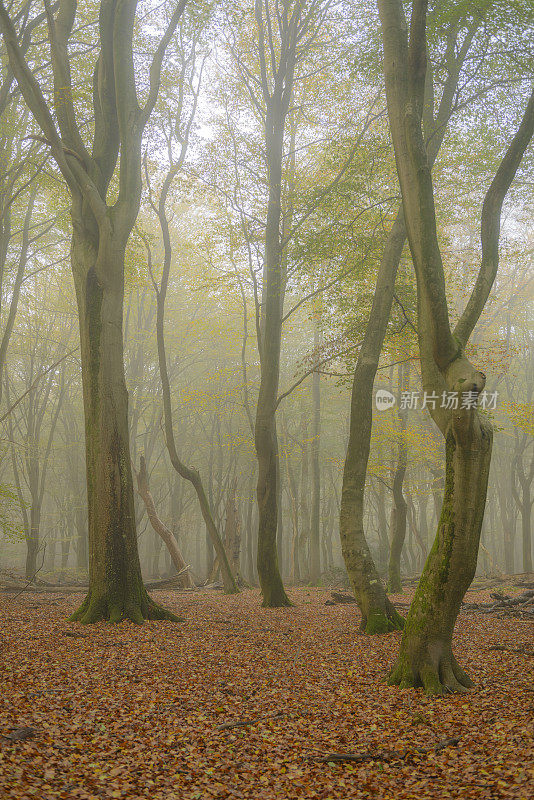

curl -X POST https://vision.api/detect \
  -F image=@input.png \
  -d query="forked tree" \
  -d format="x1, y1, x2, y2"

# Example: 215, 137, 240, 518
340, 7, 490, 634
378, 0, 534, 692
0, 0, 189, 622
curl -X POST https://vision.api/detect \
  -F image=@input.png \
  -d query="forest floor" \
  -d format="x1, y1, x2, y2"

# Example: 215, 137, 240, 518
0, 586, 532, 800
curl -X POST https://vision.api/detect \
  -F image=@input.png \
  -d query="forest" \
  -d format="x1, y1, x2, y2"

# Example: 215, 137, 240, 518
0, 0, 533, 798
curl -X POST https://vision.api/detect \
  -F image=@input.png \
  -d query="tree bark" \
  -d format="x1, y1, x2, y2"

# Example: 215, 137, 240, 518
70, 237, 178, 623
378, 0, 534, 691
388, 420, 492, 693
310, 318, 321, 583
387, 457, 407, 593
254, 98, 291, 604
387, 365, 408, 592
0, 0, 188, 622
339, 12, 483, 634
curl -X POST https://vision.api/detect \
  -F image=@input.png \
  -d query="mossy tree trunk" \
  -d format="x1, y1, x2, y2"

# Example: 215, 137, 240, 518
389, 418, 492, 692
378, 0, 534, 691
70, 233, 178, 623
339, 14, 479, 633
0, 0, 188, 622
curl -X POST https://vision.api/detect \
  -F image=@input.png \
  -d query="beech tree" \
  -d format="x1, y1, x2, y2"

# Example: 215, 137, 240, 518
378, 0, 534, 692
238, 0, 330, 606
0, 0, 189, 622
339, 6, 491, 634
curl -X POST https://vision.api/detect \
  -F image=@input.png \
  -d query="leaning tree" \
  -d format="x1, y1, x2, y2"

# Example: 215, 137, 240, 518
378, 0, 534, 692
0, 0, 189, 622
340, 0, 524, 635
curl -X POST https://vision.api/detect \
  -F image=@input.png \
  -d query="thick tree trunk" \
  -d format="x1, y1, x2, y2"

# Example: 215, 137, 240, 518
389, 417, 492, 693
75, 506, 88, 572
69, 236, 178, 624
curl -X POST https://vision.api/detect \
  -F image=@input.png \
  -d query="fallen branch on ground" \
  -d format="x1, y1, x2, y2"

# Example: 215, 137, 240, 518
216, 719, 256, 731
307, 737, 460, 764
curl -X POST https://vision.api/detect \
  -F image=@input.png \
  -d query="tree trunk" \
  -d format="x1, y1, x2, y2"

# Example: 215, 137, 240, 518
299, 414, 310, 582
61, 535, 70, 573
376, 482, 389, 571
521, 495, 532, 573
135, 455, 195, 588
339, 210, 406, 633
256, 417, 290, 605
276, 437, 284, 577
152, 533, 163, 578
285, 443, 300, 582
377, 0, 534, 690
224, 479, 241, 579
254, 98, 290, 606
387, 398, 408, 593
75, 505, 88, 572
389, 420, 492, 693
387, 493, 406, 593
245, 488, 255, 584
69, 237, 178, 623
25, 504, 40, 580
310, 339, 321, 583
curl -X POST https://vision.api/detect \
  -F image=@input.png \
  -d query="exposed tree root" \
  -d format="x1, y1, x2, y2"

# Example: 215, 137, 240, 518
261, 589, 293, 609
388, 648, 474, 695
69, 589, 183, 624
359, 600, 405, 635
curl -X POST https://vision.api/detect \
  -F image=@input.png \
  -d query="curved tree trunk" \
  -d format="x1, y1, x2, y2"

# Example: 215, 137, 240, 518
387, 388, 408, 593
387, 476, 407, 593
378, 0, 534, 692
389, 418, 492, 692
135, 455, 195, 588
339, 207, 405, 631
339, 13, 484, 633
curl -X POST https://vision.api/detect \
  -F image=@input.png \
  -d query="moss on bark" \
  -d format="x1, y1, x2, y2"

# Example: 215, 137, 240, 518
70, 584, 183, 624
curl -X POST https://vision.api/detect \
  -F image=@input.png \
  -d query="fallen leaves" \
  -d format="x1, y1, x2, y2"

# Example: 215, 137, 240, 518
0, 586, 532, 799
